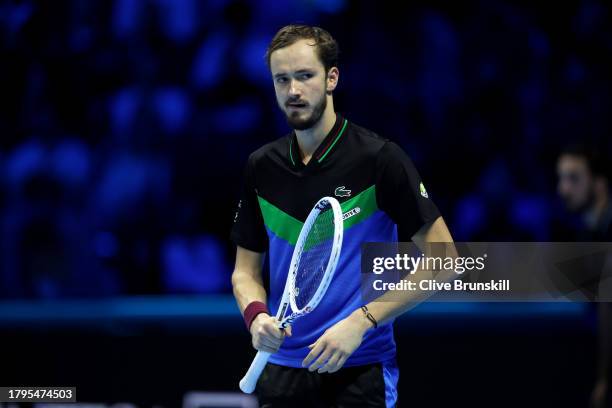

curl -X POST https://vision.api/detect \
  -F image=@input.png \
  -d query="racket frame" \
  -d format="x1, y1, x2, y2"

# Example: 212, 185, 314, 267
238, 196, 343, 393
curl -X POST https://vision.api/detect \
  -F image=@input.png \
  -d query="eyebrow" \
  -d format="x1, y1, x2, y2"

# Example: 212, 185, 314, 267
273, 69, 315, 79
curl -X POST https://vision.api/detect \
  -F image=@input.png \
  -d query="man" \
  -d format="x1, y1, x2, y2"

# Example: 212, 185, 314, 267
557, 145, 612, 241
231, 25, 454, 407
556, 144, 612, 408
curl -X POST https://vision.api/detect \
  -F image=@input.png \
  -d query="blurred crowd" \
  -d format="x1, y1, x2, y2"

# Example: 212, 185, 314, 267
0, 0, 610, 298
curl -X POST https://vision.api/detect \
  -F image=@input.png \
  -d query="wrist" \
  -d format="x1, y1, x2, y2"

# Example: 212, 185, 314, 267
249, 313, 270, 334
349, 308, 376, 334
244, 301, 269, 331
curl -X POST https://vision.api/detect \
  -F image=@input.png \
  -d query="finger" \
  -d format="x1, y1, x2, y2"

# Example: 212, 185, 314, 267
258, 334, 285, 350
255, 344, 278, 353
309, 348, 334, 372
263, 324, 285, 340
317, 352, 342, 374
283, 325, 292, 337
308, 346, 334, 371
262, 333, 286, 347
328, 354, 349, 373
253, 339, 278, 353
255, 331, 282, 347
302, 341, 325, 367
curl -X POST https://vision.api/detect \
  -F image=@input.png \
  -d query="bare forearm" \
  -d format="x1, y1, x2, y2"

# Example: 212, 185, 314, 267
232, 270, 268, 314
232, 246, 267, 315
365, 264, 457, 325
365, 216, 457, 326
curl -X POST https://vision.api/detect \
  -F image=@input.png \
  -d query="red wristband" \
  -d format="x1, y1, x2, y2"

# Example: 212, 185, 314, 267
244, 301, 269, 331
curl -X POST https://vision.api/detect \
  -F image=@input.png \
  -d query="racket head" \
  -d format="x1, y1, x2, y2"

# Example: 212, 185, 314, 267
287, 196, 343, 315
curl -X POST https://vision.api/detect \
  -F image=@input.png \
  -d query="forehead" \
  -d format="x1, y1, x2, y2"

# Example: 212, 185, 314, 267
558, 154, 589, 174
269, 38, 324, 74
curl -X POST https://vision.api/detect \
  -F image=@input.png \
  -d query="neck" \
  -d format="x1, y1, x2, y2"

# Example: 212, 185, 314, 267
295, 99, 336, 164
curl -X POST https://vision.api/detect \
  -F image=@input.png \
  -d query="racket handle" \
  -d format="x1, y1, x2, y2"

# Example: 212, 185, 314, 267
239, 350, 272, 393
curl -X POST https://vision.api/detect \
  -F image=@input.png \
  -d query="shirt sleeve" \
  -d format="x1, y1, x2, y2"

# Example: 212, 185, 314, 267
230, 155, 269, 252
375, 141, 441, 241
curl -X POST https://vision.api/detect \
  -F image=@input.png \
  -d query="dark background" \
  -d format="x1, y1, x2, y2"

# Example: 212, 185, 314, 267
0, 0, 609, 406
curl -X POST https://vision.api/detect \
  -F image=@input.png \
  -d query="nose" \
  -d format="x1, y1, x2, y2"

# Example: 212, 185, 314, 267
288, 79, 301, 98
557, 180, 565, 196
558, 178, 572, 197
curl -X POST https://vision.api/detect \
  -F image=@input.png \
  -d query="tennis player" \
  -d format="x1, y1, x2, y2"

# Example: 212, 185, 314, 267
231, 24, 454, 407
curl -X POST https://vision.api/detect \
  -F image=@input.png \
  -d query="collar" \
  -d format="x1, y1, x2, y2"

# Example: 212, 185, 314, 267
288, 114, 349, 169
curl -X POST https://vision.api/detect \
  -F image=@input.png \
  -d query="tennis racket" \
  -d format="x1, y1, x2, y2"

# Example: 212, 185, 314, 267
239, 196, 344, 394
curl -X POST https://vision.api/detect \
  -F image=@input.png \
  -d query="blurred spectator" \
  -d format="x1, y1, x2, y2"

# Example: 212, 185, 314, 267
555, 144, 612, 408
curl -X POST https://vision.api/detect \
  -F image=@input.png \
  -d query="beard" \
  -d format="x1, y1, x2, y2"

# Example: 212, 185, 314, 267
283, 92, 327, 131
564, 186, 596, 213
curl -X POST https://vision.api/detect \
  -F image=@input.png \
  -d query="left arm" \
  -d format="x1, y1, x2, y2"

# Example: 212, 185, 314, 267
303, 216, 456, 373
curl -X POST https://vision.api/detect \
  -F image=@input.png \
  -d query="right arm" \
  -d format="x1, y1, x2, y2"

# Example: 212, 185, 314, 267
232, 246, 291, 353
232, 246, 267, 312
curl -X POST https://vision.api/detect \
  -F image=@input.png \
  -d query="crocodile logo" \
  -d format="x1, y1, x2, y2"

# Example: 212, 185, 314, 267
334, 186, 351, 198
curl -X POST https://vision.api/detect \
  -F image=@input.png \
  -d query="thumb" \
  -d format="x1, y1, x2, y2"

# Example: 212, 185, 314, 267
285, 325, 292, 336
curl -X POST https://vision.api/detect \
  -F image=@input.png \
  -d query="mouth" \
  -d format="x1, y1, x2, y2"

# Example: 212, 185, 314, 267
286, 102, 308, 110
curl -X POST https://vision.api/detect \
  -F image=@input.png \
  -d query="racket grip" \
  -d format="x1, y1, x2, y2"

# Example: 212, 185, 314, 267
239, 350, 272, 393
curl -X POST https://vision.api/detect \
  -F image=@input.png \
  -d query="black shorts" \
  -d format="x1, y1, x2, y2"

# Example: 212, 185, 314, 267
255, 360, 398, 408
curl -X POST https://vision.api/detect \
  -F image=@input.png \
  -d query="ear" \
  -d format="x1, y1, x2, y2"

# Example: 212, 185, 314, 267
326, 67, 339, 93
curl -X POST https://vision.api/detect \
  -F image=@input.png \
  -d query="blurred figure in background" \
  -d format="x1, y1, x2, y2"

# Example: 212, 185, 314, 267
556, 144, 612, 408
557, 145, 612, 240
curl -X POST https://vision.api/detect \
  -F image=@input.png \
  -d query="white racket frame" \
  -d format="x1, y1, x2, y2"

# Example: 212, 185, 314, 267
239, 196, 343, 394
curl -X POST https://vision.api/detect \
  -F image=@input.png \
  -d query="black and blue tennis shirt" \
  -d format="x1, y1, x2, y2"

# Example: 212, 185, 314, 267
231, 113, 441, 368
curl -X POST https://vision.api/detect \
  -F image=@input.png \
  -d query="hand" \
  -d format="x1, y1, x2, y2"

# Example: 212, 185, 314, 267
249, 313, 292, 353
591, 377, 608, 408
302, 310, 372, 373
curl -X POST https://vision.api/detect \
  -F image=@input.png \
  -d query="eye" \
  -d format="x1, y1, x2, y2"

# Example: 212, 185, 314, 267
300, 73, 313, 80
276, 77, 288, 84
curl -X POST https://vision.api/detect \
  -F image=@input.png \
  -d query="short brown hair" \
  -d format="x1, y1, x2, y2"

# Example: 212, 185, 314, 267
266, 24, 339, 72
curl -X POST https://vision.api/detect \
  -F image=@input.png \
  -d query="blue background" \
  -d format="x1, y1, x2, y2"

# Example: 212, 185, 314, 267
0, 1, 608, 406
1, 0, 610, 299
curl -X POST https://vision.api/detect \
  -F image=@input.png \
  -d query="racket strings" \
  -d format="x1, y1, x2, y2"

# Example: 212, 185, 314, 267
294, 203, 336, 310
